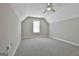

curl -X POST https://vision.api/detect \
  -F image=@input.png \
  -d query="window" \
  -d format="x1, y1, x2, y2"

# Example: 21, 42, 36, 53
33, 21, 40, 33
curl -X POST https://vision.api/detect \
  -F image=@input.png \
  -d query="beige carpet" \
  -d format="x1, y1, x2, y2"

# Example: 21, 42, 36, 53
14, 38, 79, 56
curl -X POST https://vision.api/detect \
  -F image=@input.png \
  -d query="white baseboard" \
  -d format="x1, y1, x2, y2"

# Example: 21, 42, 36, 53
12, 39, 21, 56
22, 37, 49, 39
22, 37, 33, 39
50, 37, 79, 47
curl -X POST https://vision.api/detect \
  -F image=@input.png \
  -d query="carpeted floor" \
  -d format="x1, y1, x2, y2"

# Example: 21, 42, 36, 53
14, 38, 79, 56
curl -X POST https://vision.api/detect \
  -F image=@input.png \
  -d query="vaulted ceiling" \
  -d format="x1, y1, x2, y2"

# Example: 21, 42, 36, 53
10, 3, 66, 23
10, 3, 79, 23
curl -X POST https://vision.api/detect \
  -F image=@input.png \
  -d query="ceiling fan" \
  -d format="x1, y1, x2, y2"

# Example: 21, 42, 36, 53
43, 3, 56, 13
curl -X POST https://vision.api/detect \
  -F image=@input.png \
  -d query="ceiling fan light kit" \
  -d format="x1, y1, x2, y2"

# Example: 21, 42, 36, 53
43, 3, 56, 13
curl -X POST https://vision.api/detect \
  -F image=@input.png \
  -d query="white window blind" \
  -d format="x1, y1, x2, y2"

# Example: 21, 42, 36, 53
33, 21, 40, 33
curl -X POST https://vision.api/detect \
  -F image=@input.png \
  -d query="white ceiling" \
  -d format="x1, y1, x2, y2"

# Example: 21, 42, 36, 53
10, 3, 79, 23
10, 3, 66, 23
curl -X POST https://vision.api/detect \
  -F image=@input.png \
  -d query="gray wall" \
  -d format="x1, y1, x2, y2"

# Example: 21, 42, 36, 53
22, 17, 49, 38
49, 17, 79, 44
0, 4, 21, 55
